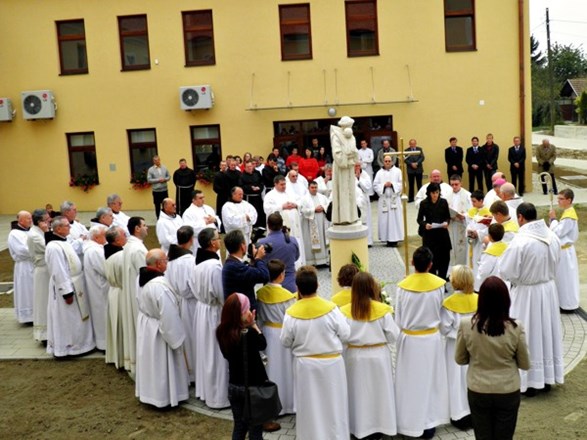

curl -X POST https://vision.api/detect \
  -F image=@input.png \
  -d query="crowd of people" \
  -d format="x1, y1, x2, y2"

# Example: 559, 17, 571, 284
6, 131, 578, 439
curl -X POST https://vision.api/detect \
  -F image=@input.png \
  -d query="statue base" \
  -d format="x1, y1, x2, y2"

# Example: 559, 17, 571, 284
327, 222, 369, 296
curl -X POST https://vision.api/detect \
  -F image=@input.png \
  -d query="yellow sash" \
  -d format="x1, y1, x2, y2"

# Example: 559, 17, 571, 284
256, 284, 296, 304
397, 273, 446, 292
484, 241, 508, 257
561, 207, 578, 221
468, 206, 491, 219
402, 328, 438, 336
340, 300, 393, 321
442, 292, 478, 314
286, 296, 336, 319
503, 219, 519, 233
331, 288, 352, 307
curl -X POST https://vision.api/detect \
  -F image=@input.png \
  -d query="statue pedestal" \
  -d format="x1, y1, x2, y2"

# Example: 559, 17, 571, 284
327, 222, 369, 295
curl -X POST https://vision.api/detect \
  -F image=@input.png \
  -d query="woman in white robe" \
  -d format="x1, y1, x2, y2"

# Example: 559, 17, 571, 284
256, 263, 297, 414
341, 272, 399, 438
135, 261, 189, 408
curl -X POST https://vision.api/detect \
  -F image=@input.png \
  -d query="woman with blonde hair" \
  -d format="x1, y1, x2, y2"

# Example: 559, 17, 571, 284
341, 271, 399, 439
441, 265, 478, 430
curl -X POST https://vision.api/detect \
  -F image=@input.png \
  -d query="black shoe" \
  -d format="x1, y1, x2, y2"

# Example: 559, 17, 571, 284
543, 384, 552, 393
451, 415, 472, 430
368, 245, 372, 248
560, 308, 576, 314
420, 428, 436, 439
522, 387, 538, 397
387, 241, 398, 248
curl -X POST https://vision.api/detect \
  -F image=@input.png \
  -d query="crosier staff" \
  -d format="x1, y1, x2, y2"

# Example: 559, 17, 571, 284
539, 171, 554, 210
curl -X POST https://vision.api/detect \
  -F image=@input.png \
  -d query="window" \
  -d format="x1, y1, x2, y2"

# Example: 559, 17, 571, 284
182, 10, 215, 66
279, 4, 312, 61
56, 20, 88, 75
444, 0, 476, 52
67, 132, 99, 183
118, 15, 151, 70
345, 0, 379, 57
127, 129, 157, 176
190, 125, 221, 171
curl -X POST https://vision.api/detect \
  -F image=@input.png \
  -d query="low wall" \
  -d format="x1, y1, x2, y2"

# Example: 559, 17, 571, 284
555, 125, 587, 140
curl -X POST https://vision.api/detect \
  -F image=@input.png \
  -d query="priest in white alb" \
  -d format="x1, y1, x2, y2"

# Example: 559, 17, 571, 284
221, 186, 258, 246
182, 189, 221, 249
446, 175, 472, 267
156, 198, 184, 254
27, 209, 51, 341
373, 154, 404, 247
60, 201, 88, 260
300, 180, 330, 266
107, 194, 131, 233
8, 211, 34, 324
135, 248, 189, 408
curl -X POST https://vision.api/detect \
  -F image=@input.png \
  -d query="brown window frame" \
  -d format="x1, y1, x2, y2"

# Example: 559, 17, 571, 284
127, 128, 158, 176
66, 132, 99, 183
444, 0, 476, 52
190, 124, 222, 171
345, 0, 379, 57
182, 10, 216, 67
118, 14, 151, 71
56, 19, 89, 75
279, 4, 313, 61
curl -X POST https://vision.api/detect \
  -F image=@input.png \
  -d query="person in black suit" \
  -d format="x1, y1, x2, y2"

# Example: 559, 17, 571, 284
405, 138, 425, 202
445, 137, 464, 179
465, 136, 485, 193
507, 136, 526, 196
482, 134, 500, 192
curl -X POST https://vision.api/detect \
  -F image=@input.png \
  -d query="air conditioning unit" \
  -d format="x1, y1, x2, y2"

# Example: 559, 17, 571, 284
179, 85, 214, 110
21, 90, 56, 120
0, 98, 14, 122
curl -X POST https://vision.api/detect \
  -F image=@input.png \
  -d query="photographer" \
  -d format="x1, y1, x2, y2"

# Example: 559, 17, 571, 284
257, 212, 300, 294
222, 230, 269, 312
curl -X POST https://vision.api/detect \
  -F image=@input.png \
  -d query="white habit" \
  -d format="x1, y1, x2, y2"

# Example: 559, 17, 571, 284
358, 147, 375, 195
83, 240, 109, 350
446, 187, 472, 267
499, 219, 564, 391
105, 249, 125, 368
221, 200, 257, 246
356, 169, 373, 245
156, 212, 184, 254
8, 227, 34, 323
373, 167, 404, 242
68, 220, 89, 261
27, 225, 49, 340
182, 203, 221, 249
112, 211, 130, 233
300, 192, 330, 266
135, 275, 189, 408
549, 208, 580, 310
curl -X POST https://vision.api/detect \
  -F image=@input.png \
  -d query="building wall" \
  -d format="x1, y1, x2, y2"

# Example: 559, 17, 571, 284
0, 0, 531, 214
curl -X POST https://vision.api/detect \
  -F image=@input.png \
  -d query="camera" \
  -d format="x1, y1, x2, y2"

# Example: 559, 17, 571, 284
247, 227, 272, 260
247, 242, 272, 259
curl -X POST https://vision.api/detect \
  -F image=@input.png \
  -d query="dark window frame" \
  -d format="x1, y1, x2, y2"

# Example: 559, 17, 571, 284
127, 128, 158, 175
66, 132, 99, 183
444, 0, 476, 52
118, 14, 151, 71
56, 19, 89, 75
190, 124, 222, 171
182, 10, 216, 67
345, 0, 379, 57
278, 4, 313, 61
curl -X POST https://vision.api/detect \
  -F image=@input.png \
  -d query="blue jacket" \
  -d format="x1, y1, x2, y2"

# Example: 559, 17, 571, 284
258, 230, 300, 294
222, 256, 269, 311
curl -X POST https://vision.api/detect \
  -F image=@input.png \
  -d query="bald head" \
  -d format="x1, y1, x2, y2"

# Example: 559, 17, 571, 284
500, 182, 516, 200
145, 248, 167, 271
162, 198, 176, 216
430, 170, 442, 183
17, 211, 32, 229
491, 171, 505, 183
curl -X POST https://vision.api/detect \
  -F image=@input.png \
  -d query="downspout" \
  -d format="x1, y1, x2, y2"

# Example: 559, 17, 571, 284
518, 0, 527, 187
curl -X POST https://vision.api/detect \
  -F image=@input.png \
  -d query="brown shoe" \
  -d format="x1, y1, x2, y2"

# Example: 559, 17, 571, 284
262, 421, 281, 432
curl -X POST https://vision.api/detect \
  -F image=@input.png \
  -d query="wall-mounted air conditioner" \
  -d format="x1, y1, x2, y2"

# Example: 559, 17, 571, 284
0, 98, 14, 122
21, 90, 56, 120
179, 85, 214, 110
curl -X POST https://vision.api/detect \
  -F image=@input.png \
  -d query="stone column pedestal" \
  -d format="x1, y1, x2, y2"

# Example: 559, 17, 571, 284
327, 222, 369, 295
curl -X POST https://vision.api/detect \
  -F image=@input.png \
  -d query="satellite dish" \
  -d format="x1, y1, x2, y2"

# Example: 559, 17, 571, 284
182, 88, 199, 107
24, 95, 42, 115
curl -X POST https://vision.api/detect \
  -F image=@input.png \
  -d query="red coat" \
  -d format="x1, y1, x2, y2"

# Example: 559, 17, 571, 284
299, 158, 320, 181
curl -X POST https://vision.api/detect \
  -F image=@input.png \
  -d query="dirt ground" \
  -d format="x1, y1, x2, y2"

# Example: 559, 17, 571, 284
1, 200, 586, 439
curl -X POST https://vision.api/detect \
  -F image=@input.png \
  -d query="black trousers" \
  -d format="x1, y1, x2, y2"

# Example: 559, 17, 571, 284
152, 190, 168, 219
407, 172, 422, 202
468, 169, 484, 193
510, 167, 525, 196
468, 389, 521, 440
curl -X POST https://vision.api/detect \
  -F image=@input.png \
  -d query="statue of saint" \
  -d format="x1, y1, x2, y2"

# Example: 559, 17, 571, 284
330, 116, 360, 225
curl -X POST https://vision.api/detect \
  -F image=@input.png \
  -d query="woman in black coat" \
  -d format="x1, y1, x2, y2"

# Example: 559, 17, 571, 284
417, 182, 451, 279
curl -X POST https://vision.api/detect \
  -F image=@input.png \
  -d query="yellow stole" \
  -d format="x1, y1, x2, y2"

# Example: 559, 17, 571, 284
256, 284, 296, 304
484, 241, 508, 257
397, 273, 446, 292
286, 296, 336, 319
468, 206, 491, 219
502, 219, 519, 233
331, 288, 352, 307
340, 300, 393, 321
443, 292, 478, 314
561, 207, 578, 221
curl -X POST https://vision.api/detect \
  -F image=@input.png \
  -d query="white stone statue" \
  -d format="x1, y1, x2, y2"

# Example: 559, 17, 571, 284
330, 116, 360, 225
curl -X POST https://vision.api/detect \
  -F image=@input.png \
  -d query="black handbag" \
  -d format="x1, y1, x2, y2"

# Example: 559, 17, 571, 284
242, 330, 282, 426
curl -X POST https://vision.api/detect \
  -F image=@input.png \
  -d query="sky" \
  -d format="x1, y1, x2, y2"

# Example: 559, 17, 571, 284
530, 0, 587, 53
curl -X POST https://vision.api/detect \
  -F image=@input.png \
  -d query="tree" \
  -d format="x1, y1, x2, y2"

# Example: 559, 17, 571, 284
576, 91, 587, 125
549, 44, 587, 86
531, 35, 545, 67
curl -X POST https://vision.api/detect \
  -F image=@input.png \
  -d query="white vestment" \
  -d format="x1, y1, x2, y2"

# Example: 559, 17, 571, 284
446, 188, 472, 267
83, 240, 109, 350
499, 219, 564, 391
122, 236, 147, 373
112, 211, 130, 233
189, 257, 230, 408
358, 147, 375, 195
465, 208, 490, 273
314, 175, 333, 198
414, 182, 452, 209
505, 197, 524, 223
373, 167, 404, 242
550, 211, 580, 310
156, 212, 184, 254
281, 301, 351, 440
263, 188, 305, 266
356, 170, 373, 245
221, 200, 258, 246
395, 278, 450, 437
300, 192, 330, 266
135, 275, 189, 408
166, 252, 197, 382
182, 203, 221, 249
8, 228, 34, 323
68, 220, 89, 260
343, 307, 399, 438
483, 189, 500, 211
286, 178, 309, 199
475, 242, 509, 291
45, 239, 95, 357
105, 250, 125, 368
256, 284, 297, 414
27, 226, 49, 340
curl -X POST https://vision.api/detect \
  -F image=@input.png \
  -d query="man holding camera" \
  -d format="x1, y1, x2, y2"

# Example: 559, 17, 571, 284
222, 230, 269, 312
536, 138, 558, 195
